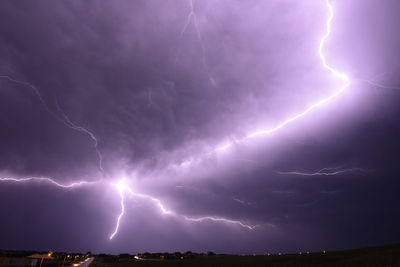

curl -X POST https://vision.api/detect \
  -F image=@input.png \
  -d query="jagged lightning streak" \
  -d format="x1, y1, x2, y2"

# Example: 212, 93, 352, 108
0, 74, 104, 173
276, 167, 365, 176
180, 0, 200, 39
108, 178, 257, 239
55, 100, 104, 173
232, 196, 254, 206
0, 176, 101, 188
179, 0, 215, 85
361, 79, 400, 91
1, 0, 358, 240
248, 0, 350, 135
109, 183, 126, 240
109, 179, 172, 240
0, 75, 55, 115
318, 1, 349, 82
183, 216, 259, 230
204, 0, 351, 153
109, 0, 353, 238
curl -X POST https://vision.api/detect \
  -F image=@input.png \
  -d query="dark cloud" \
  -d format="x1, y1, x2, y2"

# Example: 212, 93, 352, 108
0, 0, 400, 254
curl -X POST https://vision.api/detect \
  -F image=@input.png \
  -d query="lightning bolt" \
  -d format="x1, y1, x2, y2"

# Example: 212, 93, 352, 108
109, 183, 126, 240
179, 0, 216, 85
0, 176, 101, 189
55, 100, 104, 173
356, 68, 400, 91
108, 178, 257, 239
1, 0, 363, 240
147, 88, 154, 108
174, 0, 350, 165
361, 79, 400, 91
232, 197, 254, 206
276, 167, 365, 176
0, 75, 58, 117
183, 216, 259, 230
244, 0, 350, 136
0, 75, 104, 173
110, 0, 351, 236
180, 0, 200, 39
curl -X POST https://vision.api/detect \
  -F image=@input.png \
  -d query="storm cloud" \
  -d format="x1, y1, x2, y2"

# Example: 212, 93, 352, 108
0, 0, 400, 254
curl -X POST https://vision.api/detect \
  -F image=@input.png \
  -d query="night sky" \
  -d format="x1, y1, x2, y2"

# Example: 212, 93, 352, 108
1, 0, 400, 255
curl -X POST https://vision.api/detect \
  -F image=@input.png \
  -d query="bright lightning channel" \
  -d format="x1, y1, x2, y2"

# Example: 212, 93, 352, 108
55, 100, 104, 173
108, 0, 354, 239
0, 177, 101, 188
108, 178, 257, 239
276, 167, 365, 176
179, 0, 215, 85
1, 0, 359, 240
360, 79, 400, 91
183, 216, 259, 230
0, 75, 104, 173
109, 183, 126, 240
217, 0, 350, 150
173, 0, 350, 165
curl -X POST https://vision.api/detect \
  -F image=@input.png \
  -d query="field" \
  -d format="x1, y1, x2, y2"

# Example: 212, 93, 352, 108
90, 243, 400, 267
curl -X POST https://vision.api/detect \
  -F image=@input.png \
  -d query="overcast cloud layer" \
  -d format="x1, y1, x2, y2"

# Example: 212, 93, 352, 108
0, 0, 400, 254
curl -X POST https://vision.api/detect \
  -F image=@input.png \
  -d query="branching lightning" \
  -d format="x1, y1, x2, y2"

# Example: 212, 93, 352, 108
179, 0, 215, 85
216, 0, 350, 149
180, 0, 201, 39
232, 197, 254, 206
0, 176, 101, 188
109, 184, 126, 240
183, 216, 259, 230
170, 4, 356, 198
361, 79, 400, 91
1, 0, 363, 241
108, 178, 257, 239
0, 75, 104, 174
109, 179, 173, 240
55, 100, 104, 173
276, 167, 365, 176
172, 0, 351, 170
0, 75, 60, 118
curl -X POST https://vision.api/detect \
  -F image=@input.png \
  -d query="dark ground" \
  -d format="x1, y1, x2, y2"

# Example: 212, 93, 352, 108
90, 243, 400, 267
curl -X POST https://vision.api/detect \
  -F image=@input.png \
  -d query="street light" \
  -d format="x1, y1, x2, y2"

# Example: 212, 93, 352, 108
40, 252, 52, 267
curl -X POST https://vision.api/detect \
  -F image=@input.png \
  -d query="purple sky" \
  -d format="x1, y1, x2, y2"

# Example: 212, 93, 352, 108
1, 0, 400, 254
